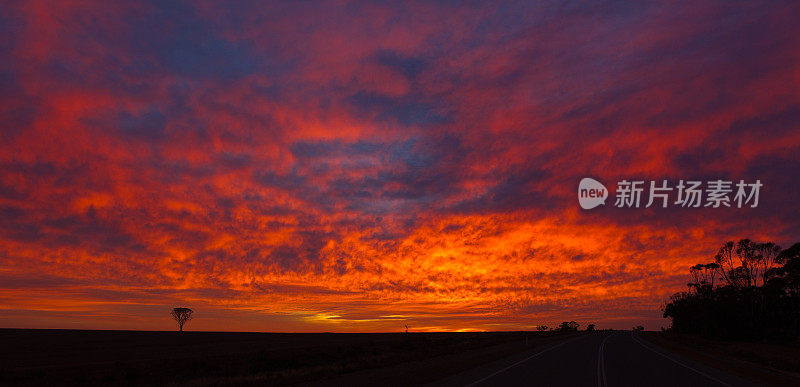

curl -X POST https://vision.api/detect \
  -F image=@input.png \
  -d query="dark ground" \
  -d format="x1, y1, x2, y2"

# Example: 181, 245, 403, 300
436, 331, 757, 387
3, 329, 799, 386
642, 331, 800, 386
0, 328, 568, 385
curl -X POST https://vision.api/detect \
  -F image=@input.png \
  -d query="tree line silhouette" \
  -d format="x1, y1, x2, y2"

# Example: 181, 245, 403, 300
535, 321, 595, 332
663, 239, 800, 339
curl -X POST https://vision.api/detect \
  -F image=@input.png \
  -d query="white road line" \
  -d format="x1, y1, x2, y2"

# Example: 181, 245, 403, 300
631, 332, 733, 387
466, 334, 591, 387
597, 332, 612, 387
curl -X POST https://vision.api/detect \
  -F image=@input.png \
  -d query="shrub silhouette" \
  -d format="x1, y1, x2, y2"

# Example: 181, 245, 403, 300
558, 321, 579, 332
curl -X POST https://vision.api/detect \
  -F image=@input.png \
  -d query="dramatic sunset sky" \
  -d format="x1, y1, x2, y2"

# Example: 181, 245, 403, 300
1, 1, 799, 332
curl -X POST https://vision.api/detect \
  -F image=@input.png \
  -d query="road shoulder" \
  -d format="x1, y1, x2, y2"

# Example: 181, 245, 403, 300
639, 332, 800, 387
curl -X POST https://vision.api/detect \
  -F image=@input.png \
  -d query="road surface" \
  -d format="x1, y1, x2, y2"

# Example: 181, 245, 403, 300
438, 331, 757, 387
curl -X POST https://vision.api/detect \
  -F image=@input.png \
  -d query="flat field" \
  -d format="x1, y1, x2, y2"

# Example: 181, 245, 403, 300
0, 329, 568, 385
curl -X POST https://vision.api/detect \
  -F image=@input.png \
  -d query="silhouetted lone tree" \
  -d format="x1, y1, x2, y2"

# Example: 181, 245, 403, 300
171, 307, 193, 332
585, 324, 595, 332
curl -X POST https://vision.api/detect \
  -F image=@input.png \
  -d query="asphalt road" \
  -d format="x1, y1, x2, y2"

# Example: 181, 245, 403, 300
444, 331, 756, 387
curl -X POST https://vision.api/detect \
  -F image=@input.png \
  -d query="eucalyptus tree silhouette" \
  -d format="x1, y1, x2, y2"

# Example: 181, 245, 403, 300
713, 239, 784, 288
171, 307, 193, 332
664, 240, 800, 339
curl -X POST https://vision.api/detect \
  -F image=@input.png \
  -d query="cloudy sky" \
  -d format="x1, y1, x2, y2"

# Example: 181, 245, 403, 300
1, 0, 798, 332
